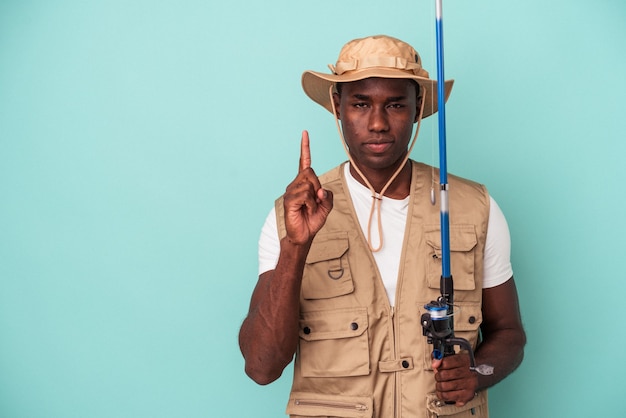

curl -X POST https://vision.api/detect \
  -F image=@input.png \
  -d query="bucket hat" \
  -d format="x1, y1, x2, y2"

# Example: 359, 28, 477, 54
301, 35, 453, 118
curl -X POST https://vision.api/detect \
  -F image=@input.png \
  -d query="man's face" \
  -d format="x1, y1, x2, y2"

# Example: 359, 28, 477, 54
333, 77, 421, 173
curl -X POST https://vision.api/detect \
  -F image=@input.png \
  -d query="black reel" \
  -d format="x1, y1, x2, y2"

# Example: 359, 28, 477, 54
421, 299, 494, 376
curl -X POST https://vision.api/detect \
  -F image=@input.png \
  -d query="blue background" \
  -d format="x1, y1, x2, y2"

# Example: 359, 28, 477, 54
1, 0, 625, 416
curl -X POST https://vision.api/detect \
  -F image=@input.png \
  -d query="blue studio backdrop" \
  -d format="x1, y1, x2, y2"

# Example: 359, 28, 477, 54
1, 1, 625, 417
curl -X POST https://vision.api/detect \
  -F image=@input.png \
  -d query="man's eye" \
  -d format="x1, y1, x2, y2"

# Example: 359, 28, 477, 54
353, 102, 368, 108
388, 103, 404, 109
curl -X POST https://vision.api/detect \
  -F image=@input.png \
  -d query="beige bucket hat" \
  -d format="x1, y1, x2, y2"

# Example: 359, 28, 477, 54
301, 35, 454, 118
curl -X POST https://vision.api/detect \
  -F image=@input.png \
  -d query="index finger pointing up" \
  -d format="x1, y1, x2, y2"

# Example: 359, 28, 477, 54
299, 130, 311, 172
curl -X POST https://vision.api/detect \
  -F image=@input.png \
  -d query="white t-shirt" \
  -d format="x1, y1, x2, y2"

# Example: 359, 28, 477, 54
258, 164, 513, 305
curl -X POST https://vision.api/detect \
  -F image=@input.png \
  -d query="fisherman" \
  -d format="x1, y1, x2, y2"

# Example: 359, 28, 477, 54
239, 34, 526, 418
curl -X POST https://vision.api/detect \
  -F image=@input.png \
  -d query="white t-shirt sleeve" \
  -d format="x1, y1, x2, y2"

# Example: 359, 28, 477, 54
258, 207, 280, 276
482, 197, 513, 288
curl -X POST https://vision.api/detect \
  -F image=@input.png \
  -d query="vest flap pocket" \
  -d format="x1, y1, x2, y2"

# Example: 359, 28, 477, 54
425, 224, 477, 252
450, 301, 482, 356
299, 307, 368, 341
303, 232, 354, 300
425, 224, 478, 291
287, 391, 373, 418
298, 308, 370, 377
306, 231, 349, 263
453, 301, 482, 332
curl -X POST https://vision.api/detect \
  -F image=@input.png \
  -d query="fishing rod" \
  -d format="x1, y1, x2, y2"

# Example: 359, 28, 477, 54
420, 0, 493, 377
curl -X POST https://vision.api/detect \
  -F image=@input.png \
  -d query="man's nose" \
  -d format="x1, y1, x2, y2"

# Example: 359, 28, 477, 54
368, 107, 389, 132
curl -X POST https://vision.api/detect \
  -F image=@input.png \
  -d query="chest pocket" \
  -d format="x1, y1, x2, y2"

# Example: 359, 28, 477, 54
298, 307, 370, 378
425, 224, 478, 291
303, 232, 354, 300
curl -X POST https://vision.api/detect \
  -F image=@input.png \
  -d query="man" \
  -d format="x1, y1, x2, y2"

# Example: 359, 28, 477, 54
239, 35, 525, 418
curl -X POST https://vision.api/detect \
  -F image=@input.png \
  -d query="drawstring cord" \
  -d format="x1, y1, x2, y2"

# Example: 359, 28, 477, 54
329, 84, 426, 252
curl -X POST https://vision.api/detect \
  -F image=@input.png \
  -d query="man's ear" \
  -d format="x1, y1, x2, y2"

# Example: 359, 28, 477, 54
414, 95, 423, 123
332, 93, 342, 119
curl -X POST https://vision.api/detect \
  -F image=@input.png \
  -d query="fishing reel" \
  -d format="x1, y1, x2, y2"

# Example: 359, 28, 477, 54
421, 298, 494, 376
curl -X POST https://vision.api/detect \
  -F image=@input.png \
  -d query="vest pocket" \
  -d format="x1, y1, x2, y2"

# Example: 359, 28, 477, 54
424, 224, 478, 291
287, 391, 373, 418
303, 232, 354, 300
452, 301, 483, 351
298, 307, 370, 377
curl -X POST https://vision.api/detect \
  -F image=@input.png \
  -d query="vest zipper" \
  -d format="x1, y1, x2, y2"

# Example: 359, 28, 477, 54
388, 305, 399, 418
294, 399, 368, 412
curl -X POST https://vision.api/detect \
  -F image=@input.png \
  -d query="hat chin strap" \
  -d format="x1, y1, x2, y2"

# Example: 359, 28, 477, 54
329, 84, 426, 252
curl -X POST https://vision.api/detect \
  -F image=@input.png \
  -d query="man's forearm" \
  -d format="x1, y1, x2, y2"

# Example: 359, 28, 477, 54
474, 328, 526, 390
239, 238, 310, 384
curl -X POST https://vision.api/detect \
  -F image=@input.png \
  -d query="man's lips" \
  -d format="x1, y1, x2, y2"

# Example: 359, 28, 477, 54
364, 141, 393, 153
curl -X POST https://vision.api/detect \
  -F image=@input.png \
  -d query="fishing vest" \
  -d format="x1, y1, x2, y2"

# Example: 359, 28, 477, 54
275, 160, 491, 418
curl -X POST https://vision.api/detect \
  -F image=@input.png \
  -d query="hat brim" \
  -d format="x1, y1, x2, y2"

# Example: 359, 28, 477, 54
302, 68, 454, 118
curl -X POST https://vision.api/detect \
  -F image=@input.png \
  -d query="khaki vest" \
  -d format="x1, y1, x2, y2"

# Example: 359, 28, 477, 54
275, 161, 490, 418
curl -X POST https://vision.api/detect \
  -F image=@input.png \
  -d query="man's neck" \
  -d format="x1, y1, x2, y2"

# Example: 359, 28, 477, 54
348, 160, 412, 200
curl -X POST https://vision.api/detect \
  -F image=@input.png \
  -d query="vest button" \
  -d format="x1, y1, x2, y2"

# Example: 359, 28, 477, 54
468, 316, 476, 324
402, 360, 410, 369
350, 322, 359, 331
303, 326, 311, 334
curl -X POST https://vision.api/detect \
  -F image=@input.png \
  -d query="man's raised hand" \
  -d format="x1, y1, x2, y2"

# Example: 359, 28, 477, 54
283, 131, 333, 245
